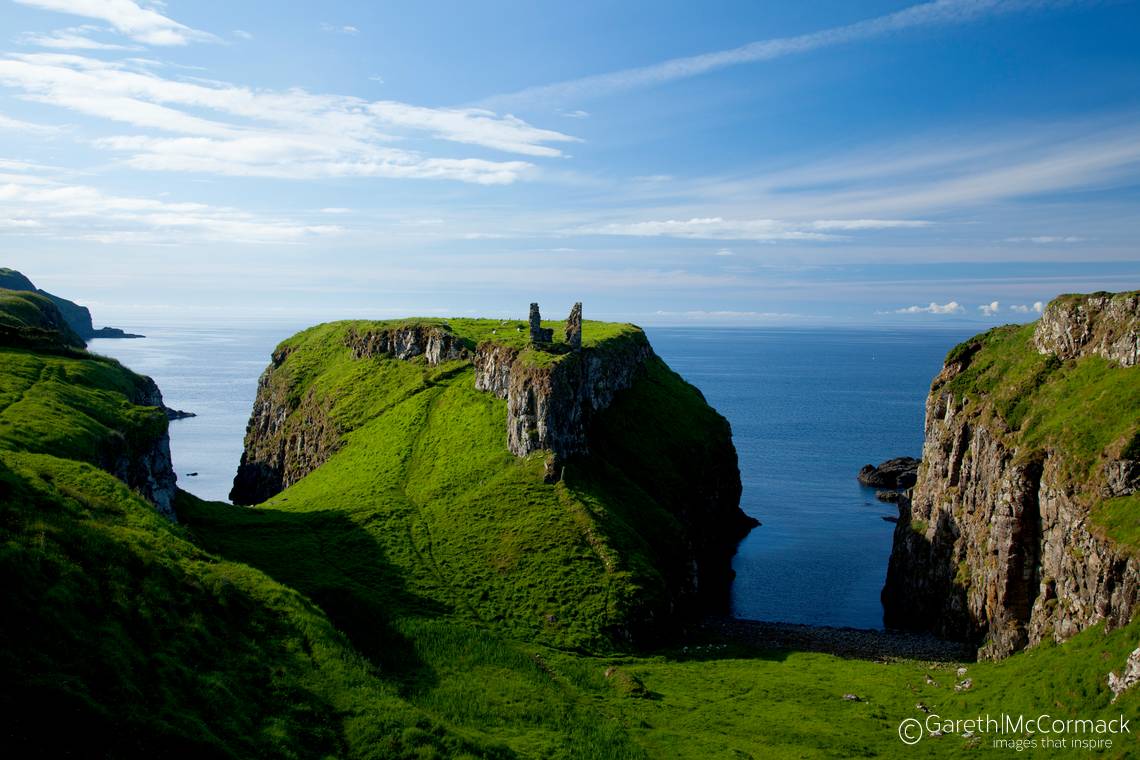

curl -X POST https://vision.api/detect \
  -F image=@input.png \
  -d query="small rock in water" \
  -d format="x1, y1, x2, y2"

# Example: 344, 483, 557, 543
882, 515, 899, 524
185, 472, 199, 477
858, 457, 920, 488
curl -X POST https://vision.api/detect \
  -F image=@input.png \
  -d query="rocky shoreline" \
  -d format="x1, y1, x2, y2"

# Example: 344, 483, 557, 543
698, 616, 973, 662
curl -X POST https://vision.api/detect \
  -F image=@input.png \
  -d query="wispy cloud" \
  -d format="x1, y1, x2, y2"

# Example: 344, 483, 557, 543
19, 25, 139, 51
978, 300, 1000, 316
888, 301, 964, 315
320, 23, 359, 35
1005, 235, 1085, 243
486, 0, 1070, 107
14, 0, 218, 46
0, 162, 342, 244
579, 216, 929, 241
0, 53, 579, 184
0, 111, 62, 134
1010, 301, 1045, 313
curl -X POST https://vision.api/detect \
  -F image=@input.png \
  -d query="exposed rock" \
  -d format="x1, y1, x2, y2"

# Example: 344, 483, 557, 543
165, 407, 196, 421
115, 375, 178, 520
345, 325, 467, 365
565, 302, 582, 350
858, 457, 920, 489
1103, 459, 1140, 498
883, 293, 1140, 659
876, 490, 906, 503
1108, 647, 1140, 702
474, 332, 654, 458
1033, 291, 1139, 367
529, 303, 553, 345
230, 357, 340, 505
473, 342, 518, 398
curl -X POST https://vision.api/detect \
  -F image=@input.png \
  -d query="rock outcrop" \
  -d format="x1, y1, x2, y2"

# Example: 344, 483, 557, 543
1033, 291, 1139, 367
345, 324, 468, 364
858, 457, 920, 489
883, 292, 1140, 659
475, 331, 653, 459
111, 375, 178, 520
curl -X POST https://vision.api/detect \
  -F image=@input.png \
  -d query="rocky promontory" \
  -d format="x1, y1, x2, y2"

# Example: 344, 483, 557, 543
0, 267, 142, 340
228, 306, 756, 641
882, 291, 1140, 659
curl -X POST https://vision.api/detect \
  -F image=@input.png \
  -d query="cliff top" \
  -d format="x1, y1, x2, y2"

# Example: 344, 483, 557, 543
937, 290, 1139, 551
0, 287, 86, 350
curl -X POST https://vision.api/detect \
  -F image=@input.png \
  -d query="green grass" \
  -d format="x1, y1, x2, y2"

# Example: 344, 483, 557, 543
0, 287, 85, 349
4, 301, 1140, 758
943, 319, 1140, 510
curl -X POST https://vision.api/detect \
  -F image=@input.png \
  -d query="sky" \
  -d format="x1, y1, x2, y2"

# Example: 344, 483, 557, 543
0, 0, 1138, 327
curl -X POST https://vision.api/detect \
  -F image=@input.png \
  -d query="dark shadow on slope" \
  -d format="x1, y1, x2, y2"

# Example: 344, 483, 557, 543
177, 491, 446, 694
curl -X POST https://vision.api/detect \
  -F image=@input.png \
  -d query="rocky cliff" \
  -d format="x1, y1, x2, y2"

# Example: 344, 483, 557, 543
474, 332, 653, 459
234, 322, 655, 501
883, 291, 1140, 659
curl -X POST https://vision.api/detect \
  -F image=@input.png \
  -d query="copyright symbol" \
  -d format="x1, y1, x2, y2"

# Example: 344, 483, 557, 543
898, 718, 923, 745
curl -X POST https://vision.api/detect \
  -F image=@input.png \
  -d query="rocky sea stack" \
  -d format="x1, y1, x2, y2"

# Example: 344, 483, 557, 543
883, 291, 1140, 659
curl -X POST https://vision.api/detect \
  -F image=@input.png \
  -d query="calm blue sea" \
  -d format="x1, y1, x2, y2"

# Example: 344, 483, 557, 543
91, 323, 976, 630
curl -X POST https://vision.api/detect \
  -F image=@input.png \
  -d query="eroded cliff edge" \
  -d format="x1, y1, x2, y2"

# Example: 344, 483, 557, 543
229, 316, 756, 638
883, 291, 1140, 659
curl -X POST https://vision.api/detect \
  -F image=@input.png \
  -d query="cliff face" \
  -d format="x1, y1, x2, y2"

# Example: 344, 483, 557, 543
121, 376, 179, 520
234, 324, 655, 502
474, 334, 653, 458
883, 292, 1140, 659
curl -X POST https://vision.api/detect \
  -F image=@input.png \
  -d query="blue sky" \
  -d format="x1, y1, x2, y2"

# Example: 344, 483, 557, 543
0, 0, 1138, 327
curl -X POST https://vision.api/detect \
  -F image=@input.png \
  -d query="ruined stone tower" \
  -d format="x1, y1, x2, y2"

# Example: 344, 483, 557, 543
529, 302, 553, 345
565, 302, 582, 349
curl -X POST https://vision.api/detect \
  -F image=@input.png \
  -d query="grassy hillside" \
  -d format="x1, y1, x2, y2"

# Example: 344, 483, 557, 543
3, 301, 1139, 758
0, 287, 85, 350
206, 317, 734, 650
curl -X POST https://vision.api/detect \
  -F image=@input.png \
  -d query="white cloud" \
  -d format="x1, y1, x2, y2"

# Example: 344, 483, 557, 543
581, 216, 928, 241
714, 248, 734, 256
0, 166, 342, 244
891, 301, 964, 315
14, 0, 218, 46
320, 23, 359, 35
0, 53, 579, 184
810, 219, 931, 230
978, 300, 1000, 316
1005, 235, 1085, 243
487, 0, 1067, 106
20, 26, 138, 51
1010, 301, 1045, 314
0, 112, 62, 134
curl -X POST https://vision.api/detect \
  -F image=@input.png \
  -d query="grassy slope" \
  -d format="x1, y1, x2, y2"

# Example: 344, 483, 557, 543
0, 314, 509, 759
4, 306, 1139, 758
941, 322, 1140, 550
197, 318, 696, 651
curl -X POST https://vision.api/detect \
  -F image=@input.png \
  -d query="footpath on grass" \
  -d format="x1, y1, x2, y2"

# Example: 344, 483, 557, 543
698, 616, 974, 662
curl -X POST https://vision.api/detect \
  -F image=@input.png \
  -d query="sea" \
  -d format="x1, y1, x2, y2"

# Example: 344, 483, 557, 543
91, 322, 977, 631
